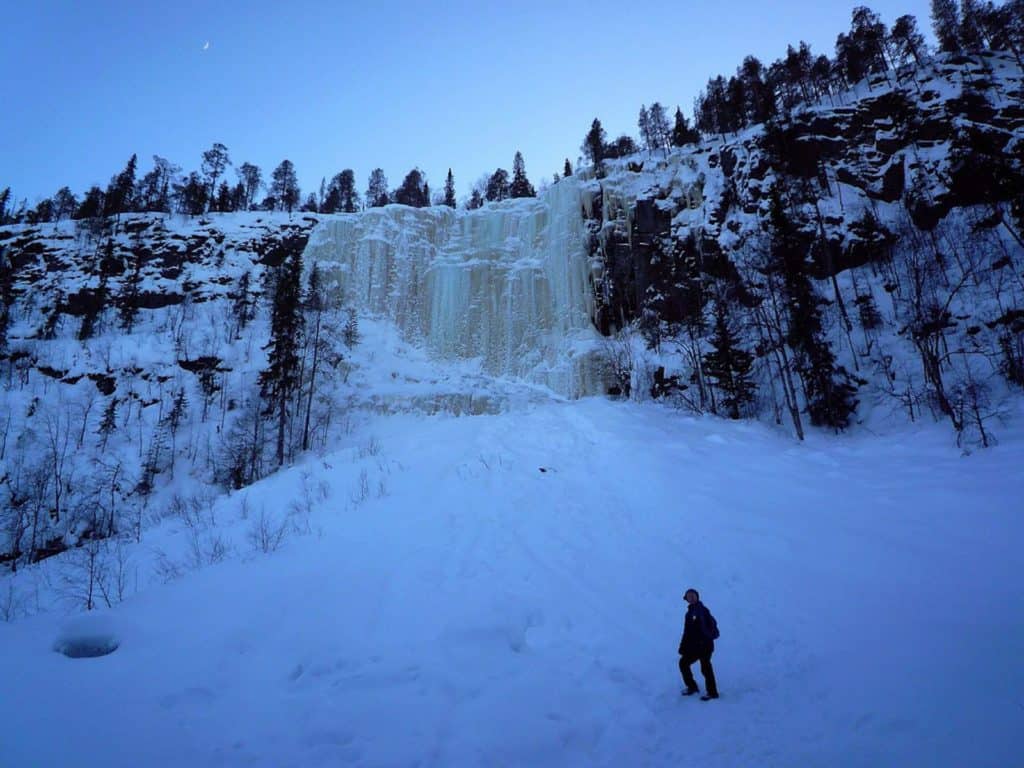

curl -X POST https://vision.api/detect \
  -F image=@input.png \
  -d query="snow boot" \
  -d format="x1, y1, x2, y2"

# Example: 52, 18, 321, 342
681, 687, 700, 696
700, 693, 719, 701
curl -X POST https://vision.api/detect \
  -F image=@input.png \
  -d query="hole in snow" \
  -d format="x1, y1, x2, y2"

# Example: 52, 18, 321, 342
53, 617, 120, 659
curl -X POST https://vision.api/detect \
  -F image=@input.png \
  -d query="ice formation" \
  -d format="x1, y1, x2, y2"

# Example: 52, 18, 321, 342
304, 177, 606, 398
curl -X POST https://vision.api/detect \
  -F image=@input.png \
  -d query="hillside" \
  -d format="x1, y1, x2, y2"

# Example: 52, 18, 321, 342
584, 50, 1024, 443
1, 395, 1021, 766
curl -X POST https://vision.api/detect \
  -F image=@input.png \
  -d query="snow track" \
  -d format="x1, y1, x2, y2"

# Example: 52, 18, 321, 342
1, 399, 1022, 766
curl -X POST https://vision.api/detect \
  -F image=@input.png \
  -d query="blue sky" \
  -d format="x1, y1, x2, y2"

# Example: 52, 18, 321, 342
0, 0, 934, 206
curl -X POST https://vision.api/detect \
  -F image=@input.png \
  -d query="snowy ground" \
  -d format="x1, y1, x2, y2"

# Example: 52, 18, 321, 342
2, 384, 1022, 767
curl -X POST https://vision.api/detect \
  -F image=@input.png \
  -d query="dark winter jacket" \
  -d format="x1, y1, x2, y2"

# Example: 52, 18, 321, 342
678, 601, 715, 655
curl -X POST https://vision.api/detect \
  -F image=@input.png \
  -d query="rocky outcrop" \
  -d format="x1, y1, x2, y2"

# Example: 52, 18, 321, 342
0, 212, 318, 396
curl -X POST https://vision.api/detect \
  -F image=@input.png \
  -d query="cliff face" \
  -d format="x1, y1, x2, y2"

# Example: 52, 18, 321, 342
582, 50, 1023, 441
0, 213, 316, 385
0, 50, 1021, 578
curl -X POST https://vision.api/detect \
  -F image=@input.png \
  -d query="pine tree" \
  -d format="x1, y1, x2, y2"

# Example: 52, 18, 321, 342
260, 251, 305, 468
337, 169, 359, 212
850, 6, 890, 76
509, 152, 536, 198
703, 298, 756, 419
237, 162, 263, 210
931, 0, 962, 52
271, 160, 300, 214
959, 0, 984, 49
563, 159, 573, 177
466, 189, 484, 210
176, 172, 208, 216
201, 143, 231, 208
890, 15, 928, 67
52, 187, 78, 221
647, 103, 671, 153
366, 168, 389, 207
443, 169, 456, 208
0, 187, 10, 225
137, 156, 179, 213
76, 186, 105, 220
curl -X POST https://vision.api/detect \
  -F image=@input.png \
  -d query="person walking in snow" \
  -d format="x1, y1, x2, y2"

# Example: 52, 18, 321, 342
678, 588, 719, 700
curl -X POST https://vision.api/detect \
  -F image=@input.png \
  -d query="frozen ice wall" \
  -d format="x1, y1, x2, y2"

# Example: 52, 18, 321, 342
304, 177, 605, 397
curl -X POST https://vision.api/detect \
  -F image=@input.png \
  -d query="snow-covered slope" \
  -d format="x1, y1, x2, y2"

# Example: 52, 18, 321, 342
583, 50, 1024, 443
1, 393, 1021, 766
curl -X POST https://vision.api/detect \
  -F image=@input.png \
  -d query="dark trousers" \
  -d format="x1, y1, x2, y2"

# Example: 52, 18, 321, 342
679, 649, 718, 696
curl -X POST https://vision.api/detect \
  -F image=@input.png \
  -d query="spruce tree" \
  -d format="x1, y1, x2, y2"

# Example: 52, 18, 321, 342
582, 118, 607, 166
563, 159, 573, 177
443, 169, 456, 208
394, 168, 428, 207
176, 172, 208, 216
366, 168, 389, 207
766, 186, 857, 430
343, 307, 360, 349
671, 107, 699, 146
104, 154, 137, 218
703, 299, 756, 419
0, 249, 12, 354
638, 105, 652, 153
509, 152, 536, 198
232, 271, 254, 337
118, 251, 143, 331
485, 169, 510, 202
260, 251, 305, 468
215, 181, 233, 213
97, 398, 117, 451
76, 186, 105, 220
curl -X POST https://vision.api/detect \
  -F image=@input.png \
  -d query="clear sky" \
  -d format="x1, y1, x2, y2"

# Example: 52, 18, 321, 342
0, 0, 935, 207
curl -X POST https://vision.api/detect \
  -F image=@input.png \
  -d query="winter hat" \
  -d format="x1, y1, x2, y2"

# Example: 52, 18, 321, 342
685, 588, 700, 599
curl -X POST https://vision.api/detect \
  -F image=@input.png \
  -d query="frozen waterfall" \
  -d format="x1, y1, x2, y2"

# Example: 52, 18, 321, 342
304, 177, 606, 398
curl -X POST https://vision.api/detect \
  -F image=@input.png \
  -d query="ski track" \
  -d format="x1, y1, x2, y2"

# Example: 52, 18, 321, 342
1, 398, 1022, 767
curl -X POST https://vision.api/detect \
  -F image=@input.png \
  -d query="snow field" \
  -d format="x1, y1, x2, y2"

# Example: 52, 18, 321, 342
1, 395, 1022, 767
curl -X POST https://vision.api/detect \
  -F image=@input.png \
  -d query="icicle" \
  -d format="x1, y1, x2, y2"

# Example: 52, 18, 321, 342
305, 178, 606, 398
